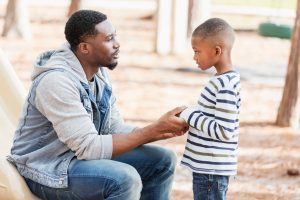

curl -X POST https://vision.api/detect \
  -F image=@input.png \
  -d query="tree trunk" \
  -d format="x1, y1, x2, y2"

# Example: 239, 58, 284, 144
276, 0, 300, 128
67, 0, 82, 17
2, 0, 31, 40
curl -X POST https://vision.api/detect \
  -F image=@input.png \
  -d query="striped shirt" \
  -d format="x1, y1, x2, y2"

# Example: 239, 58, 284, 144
180, 70, 241, 176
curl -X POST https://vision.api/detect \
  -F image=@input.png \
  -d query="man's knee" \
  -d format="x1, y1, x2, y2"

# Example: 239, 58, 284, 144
162, 148, 177, 172
116, 164, 143, 192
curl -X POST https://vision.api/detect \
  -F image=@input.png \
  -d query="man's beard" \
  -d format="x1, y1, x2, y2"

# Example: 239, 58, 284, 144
107, 62, 118, 70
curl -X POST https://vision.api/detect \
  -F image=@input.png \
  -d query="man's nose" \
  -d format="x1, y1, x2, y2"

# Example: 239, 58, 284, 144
113, 40, 120, 49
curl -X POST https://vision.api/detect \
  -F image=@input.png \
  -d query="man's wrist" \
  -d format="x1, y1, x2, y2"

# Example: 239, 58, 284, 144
131, 124, 155, 144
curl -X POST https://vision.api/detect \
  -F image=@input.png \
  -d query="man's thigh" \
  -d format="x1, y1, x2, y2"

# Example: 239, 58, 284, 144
26, 159, 142, 200
67, 159, 142, 198
112, 144, 177, 179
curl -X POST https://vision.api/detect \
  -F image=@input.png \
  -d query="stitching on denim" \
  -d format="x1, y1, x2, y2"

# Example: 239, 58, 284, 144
69, 175, 121, 191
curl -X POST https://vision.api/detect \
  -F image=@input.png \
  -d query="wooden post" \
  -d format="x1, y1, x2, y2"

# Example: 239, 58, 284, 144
155, 0, 173, 55
172, 0, 189, 54
155, 0, 189, 55
67, 0, 83, 17
276, 0, 300, 128
188, 0, 211, 38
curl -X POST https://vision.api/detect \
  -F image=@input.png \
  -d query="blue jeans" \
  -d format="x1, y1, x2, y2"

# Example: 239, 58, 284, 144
25, 144, 176, 200
192, 173, 229, 200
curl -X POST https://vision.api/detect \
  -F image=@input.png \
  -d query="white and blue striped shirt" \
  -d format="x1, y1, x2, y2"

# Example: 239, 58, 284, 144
180, 70, 241, 176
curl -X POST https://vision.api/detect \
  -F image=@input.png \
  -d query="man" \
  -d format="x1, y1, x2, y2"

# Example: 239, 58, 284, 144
8, 10, 188, 200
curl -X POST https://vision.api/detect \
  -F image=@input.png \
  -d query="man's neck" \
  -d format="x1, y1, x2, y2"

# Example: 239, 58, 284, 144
75, 52, 99, 81
82, 64, 99, 81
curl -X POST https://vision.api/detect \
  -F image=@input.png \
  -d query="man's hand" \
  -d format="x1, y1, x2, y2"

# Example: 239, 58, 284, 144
112, 106, 189, 156
154, 106, 189, 136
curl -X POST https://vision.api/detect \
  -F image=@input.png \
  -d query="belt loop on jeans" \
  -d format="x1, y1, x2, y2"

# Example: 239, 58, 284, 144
208, 174, 213, 181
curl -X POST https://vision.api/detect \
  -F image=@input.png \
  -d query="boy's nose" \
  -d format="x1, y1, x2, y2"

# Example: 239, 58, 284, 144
193, 55, 197, 61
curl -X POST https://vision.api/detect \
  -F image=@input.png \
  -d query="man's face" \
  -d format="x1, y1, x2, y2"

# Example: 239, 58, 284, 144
191, 36, 218, 71
84, 20, 120, 70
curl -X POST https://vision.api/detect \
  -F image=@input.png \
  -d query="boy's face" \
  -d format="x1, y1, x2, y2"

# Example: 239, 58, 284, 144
191, 36, 218, 71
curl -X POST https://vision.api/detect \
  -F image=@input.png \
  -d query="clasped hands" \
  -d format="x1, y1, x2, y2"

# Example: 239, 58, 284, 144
151, 106, 189, 141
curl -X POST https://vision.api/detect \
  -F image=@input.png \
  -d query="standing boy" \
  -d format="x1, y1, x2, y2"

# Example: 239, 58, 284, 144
180, 18, 241, 200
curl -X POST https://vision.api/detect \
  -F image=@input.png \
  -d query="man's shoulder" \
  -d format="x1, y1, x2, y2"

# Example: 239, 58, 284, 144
36, 70, 78, 93
39, 70, 71, 83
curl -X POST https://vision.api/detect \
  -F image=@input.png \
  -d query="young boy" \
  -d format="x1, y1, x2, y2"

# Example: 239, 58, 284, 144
179, 18, 241, 200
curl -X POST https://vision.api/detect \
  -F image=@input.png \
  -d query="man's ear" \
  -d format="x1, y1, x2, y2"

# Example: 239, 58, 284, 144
215, 46, 222, 56
78, 43, 89, 54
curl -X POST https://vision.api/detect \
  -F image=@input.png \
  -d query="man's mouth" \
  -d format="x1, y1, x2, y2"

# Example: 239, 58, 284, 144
112, 50, 119, 59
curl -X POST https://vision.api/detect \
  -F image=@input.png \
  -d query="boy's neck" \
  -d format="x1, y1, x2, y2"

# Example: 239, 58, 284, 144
214, 55, 233, 75
215, 65, 233, 75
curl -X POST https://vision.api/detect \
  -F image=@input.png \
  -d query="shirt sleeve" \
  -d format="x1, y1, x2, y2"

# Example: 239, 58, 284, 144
180, 85, 239, 141
35, 72, 113, 160
109, 94, 138, 134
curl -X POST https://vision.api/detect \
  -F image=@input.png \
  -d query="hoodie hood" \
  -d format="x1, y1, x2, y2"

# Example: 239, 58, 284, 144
32, 43, 88, 84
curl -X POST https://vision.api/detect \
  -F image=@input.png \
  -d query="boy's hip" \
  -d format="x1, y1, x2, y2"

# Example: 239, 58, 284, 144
192, 173, 229, 200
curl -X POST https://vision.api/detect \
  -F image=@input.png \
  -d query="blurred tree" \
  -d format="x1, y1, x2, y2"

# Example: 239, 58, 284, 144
276, 0, 300, 128
2, 0, 31, 40
67, 0, 83, 17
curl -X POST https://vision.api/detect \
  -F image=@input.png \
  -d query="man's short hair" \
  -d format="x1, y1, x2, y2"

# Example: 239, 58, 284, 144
65, 10, 107, 50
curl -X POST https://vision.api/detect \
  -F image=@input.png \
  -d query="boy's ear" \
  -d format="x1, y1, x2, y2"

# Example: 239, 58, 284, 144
78, 42, 89, 54
215, 46, 222, 56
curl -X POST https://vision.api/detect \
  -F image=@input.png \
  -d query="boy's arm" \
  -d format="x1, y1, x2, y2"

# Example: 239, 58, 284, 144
180, 85, 240, 141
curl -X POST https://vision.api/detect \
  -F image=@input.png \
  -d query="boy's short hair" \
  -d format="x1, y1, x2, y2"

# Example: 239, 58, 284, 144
193, 18, 235, 46
65, 10, 107, 50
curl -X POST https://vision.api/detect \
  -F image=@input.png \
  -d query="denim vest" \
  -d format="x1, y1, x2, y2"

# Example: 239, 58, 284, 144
8, 67, 113, 188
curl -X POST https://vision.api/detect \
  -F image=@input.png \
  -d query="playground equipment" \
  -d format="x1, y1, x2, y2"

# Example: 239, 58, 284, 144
258, 0, 293, 39
0, 49, 39, 199
258, 22, 292, 39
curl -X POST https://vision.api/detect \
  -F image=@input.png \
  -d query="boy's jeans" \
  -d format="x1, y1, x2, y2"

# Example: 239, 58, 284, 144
193, 173, 229, 200
25, 144, 176, 200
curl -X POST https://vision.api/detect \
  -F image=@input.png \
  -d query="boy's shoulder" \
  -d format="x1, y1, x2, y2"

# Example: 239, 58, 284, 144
210, 70, 240, 91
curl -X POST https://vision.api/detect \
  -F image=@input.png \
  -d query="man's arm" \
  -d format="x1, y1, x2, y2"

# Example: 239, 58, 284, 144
36, 72, 187, 159
112, 106, 188, 156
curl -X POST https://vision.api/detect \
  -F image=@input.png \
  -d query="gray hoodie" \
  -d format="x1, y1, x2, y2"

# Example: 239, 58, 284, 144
8, 43, 136, 188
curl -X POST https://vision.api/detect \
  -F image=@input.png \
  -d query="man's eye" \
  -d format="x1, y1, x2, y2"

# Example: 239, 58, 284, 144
106, 35, 114, 41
